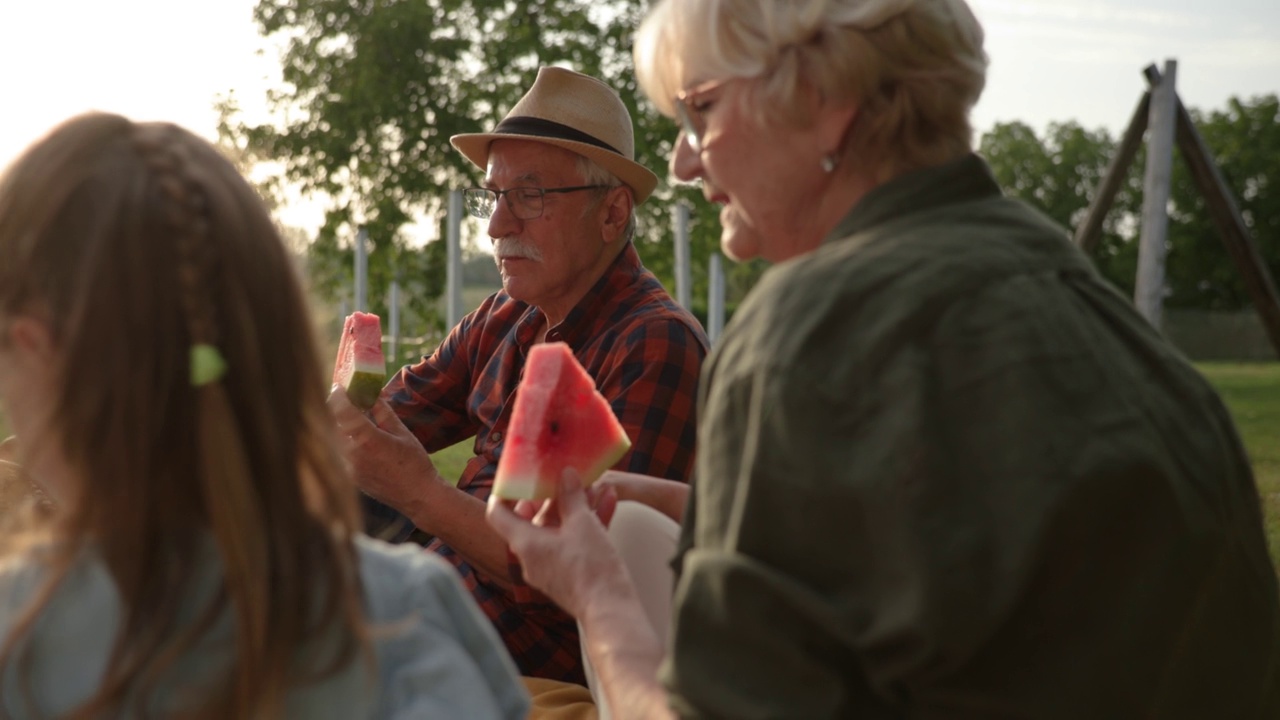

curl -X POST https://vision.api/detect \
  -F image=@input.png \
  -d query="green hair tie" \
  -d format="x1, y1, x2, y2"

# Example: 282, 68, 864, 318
190, 343, 227, 386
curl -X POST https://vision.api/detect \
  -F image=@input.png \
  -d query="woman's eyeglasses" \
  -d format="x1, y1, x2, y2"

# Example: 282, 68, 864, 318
462, 185, 609, 220
674, 77, 731, 153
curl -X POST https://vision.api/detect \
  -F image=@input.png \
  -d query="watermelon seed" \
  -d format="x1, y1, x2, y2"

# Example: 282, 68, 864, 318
550, 421, 560, 435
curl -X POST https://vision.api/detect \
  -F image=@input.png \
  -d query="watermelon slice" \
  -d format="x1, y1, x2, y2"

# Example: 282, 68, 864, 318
492, 342, 631, 500
333, 312, 386, 411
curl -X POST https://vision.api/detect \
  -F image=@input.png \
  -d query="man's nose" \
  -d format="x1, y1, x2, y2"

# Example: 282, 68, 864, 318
487, 193, 522, 239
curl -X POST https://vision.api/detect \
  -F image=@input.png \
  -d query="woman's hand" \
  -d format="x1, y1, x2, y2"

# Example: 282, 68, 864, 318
593, 470, 690, 524
487, 470, 632, 618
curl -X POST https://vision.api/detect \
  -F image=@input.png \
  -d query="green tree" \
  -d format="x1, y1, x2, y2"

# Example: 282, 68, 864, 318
227, 0, 723, 341
979, 96, 1280, 312
980, 119, 1143, 297
1166, 95, 1280, 310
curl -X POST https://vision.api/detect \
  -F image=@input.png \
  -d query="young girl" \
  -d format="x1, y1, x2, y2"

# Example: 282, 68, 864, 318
0, 113, 529, 719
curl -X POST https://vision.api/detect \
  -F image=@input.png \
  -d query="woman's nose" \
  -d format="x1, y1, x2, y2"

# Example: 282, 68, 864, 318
669, 130, 703, 183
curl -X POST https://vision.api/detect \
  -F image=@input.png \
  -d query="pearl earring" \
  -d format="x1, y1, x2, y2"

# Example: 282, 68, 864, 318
820, 154, 838, 173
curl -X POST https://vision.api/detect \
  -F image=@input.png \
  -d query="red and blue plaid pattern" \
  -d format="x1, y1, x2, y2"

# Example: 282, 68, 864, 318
383, 243, 708, 684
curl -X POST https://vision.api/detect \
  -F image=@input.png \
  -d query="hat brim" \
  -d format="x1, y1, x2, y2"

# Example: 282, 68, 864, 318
451, 133, 659, 204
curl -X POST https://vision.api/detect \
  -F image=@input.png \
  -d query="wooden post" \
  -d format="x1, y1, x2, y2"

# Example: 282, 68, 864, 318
673, 202, 692, 309
1133, 59, 1178, 330
388, 280, 400, 365
354, 226, 369, 312
1074, 91, 1150, 254
446, 189, 464, 329
707, 252, 725, 343
1142, 66, 1280, 358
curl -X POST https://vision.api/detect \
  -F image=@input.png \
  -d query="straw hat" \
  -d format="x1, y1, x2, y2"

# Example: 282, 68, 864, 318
451, 66, 659, 203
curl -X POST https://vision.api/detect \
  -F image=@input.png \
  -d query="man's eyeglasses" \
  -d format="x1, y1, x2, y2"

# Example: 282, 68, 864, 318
674, 77, 731, 153
463, 185, 610, 220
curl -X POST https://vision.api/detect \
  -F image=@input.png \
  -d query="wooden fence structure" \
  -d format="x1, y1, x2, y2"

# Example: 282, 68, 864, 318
1073, 60, 1280, 360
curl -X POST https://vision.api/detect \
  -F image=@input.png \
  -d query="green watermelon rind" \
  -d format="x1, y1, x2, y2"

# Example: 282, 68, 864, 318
344, 369, 385, 411
491, 343, 632, 501
333, 311, 385, 411
493, 434, 631, 501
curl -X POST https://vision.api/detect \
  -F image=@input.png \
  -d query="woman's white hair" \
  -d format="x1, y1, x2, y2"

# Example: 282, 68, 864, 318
634, 0, 989, 176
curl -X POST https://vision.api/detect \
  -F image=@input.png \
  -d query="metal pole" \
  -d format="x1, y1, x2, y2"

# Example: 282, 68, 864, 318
388, 280, 400, 365
673, 202, 691, 309
708, 252, 725, 343
447, 189, 464, 328
1134, 59, 1177, 330
354, 226, 369, 312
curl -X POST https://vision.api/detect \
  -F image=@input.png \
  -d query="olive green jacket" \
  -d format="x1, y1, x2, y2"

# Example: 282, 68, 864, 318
663, 154, 1280, 719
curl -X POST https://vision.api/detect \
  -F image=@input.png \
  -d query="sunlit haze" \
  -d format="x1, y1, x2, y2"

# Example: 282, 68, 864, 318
2, 0, 1277, 238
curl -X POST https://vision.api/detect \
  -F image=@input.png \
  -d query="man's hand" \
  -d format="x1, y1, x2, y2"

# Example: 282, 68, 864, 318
327, 387, 442, 520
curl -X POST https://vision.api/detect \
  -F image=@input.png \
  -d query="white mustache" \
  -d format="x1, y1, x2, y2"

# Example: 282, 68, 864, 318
492, 238, 543, 263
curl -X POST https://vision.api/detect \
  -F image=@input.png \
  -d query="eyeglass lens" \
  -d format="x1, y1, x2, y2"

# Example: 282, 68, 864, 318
463, 189, 494, 218
676, 101, 703, 153
464, 188, 544, 220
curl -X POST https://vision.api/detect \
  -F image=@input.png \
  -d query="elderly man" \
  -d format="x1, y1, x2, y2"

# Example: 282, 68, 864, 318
329, 66, 708, 686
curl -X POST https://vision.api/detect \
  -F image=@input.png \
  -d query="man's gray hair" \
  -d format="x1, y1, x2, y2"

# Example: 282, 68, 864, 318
576, 154, 638, 243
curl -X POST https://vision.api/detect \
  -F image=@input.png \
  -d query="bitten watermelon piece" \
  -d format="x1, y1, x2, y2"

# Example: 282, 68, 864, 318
492, 342, 632, 500
333, 312, 386, 411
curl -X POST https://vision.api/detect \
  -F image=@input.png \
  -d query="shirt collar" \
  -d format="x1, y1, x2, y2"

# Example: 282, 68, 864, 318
823, 153, 1002, 245
512, 242, 644, 349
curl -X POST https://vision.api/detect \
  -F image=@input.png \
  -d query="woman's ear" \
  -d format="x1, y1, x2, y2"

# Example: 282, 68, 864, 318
0, 316, 59, 471
6, 316, 55, 364
817, 101, 859, 160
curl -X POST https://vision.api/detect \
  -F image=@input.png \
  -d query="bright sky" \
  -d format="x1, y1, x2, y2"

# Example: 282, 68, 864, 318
1, 0, 1277, 234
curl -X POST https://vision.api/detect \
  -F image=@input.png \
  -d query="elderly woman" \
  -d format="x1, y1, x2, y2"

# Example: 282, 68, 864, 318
489, 0, 1280, 717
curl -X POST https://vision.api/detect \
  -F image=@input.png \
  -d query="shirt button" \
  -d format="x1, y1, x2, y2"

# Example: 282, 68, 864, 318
491, 432, 502, 443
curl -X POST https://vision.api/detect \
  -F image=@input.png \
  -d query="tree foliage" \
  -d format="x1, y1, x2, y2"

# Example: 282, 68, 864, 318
980, 119, 1142, 296
232, 1, 1280, 321
227, 0, 726, 343
979, 94, 1280, 311
1166, 96, 1280, 310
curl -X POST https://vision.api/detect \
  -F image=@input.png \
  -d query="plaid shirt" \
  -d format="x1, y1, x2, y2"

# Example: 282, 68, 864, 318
382, 242, 708, 684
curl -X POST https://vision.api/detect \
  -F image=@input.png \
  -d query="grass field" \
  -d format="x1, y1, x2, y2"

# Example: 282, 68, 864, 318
432, 361, 1280, 577
1197, 363, 1280, 576
0, 362, 1276, 574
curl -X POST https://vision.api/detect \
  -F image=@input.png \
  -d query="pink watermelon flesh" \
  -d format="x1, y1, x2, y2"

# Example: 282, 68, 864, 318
492, 342, 632, 501
333, 312, 386, 411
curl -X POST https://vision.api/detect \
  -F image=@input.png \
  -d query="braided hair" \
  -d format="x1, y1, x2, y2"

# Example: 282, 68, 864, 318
0, 113, 367, 719
132, 126, 225, 382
